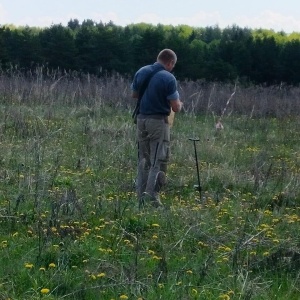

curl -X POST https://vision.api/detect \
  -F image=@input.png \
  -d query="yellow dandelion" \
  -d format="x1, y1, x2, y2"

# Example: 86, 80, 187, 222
152, 223, 160, 227
119, 295, 128, 300
97, 273, 106, 278
48, 263, 56, 268
198, 241, 207, 247
219, 294, 230, 300
259, 223, 270, 229
40, 288, 50, 294
152, 255, 162, 260
186, 270, 193, 274
192, 288, 198, 295
263, 210, 272, 216
39, 267, 46, 271
25, 263, 34, 269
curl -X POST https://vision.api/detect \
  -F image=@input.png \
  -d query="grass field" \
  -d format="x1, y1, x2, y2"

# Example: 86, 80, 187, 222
0, 72, 300, 299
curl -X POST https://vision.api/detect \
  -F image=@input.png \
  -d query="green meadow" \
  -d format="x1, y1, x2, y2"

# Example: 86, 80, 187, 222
0, 72, 300, 299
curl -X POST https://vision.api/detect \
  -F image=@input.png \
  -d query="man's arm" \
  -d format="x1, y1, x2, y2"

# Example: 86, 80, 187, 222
131, 90, 139, 99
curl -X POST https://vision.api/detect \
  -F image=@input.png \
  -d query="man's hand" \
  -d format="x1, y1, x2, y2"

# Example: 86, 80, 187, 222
171, 99, 183, 112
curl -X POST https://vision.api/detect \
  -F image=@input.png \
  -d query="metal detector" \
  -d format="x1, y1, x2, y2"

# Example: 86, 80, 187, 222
189, 137, 202, 200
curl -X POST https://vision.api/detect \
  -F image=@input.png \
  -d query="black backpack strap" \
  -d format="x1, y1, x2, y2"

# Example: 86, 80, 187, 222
132, 68, 162, 122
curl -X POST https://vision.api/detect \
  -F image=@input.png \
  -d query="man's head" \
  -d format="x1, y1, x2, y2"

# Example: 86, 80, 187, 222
157, 49, 177, 72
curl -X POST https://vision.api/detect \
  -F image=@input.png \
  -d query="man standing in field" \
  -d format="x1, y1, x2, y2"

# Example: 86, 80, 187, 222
131, 49, 183, 208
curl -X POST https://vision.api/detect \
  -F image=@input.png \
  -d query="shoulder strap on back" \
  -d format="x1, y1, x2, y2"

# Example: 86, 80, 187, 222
132, 67, 162, 122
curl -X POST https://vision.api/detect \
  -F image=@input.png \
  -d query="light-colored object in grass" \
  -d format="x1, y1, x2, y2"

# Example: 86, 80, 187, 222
168, 109, 175, 127
215, 119, 224, 130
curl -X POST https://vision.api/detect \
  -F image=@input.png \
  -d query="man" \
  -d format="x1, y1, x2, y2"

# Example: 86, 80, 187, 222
131, 49, 183, 208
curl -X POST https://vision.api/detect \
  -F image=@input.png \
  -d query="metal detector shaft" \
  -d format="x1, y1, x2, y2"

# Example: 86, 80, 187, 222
189, 138, 202, 199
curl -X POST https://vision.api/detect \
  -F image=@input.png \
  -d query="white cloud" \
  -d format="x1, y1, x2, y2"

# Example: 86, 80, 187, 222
0, 4, 8, 24
13, 16, 55, 27
91, 12, 125, 25
234, 10, 300, 33
170, 11, 221, 27
12, 13, 83, 28
133, 10, 300, 33
135, 13, 161, 25
126, 11, 221, 27
121, 10, 300, 33
1, 4, 299, 33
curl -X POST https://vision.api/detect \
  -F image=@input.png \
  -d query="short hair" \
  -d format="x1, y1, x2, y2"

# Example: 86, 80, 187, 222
157, 49, 177, 64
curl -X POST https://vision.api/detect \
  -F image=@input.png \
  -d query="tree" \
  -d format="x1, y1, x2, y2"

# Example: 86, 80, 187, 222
201, 25, 222, 43
74, 22, 98, 73
129, 24, 166, 67
0, 27, 10, 67
218, 26, 253, 82
39, 24, 77, 70
280, 40, 300, 84
250, 36, 281, 84
186, 39, 207, 80
68, 19, 80, 31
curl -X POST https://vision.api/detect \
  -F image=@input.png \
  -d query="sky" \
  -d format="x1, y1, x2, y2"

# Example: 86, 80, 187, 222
0, 0, 300, 33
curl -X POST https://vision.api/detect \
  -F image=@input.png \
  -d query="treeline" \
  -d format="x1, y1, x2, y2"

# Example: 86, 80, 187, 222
1, 19, 300, 85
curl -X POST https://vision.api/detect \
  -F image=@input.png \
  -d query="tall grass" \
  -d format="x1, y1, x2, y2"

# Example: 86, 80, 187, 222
0, 68, 300, 299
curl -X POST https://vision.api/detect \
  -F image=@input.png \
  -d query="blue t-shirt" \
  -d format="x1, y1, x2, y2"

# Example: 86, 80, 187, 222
131, 62, 179, 116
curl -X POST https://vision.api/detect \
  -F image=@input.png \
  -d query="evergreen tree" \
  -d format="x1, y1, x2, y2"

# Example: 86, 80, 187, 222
280, 40, 300, 84
39, 24, 77, 71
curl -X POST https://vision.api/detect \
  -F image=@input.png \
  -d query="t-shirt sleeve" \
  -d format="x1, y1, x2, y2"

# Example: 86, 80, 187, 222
167, 91, 180, 100
166, 77, 179, 100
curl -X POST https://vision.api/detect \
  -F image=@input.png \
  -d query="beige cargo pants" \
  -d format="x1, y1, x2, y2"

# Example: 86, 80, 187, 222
136, 117, 170, 203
